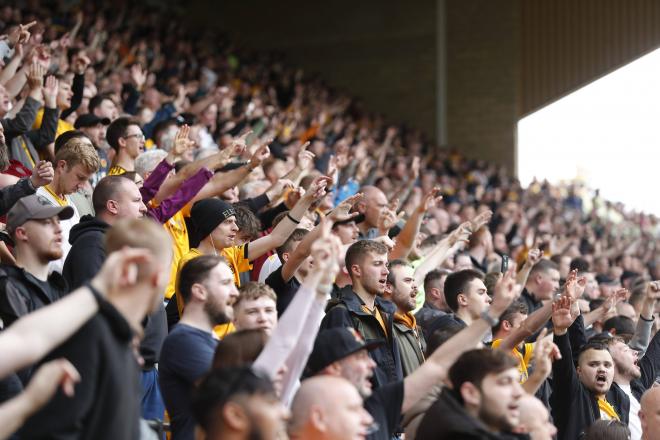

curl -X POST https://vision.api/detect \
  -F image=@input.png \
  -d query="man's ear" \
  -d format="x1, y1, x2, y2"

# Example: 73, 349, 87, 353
350, 264, 362, 278
429, 287, 442, 301
13, 227, 28, 243
384, 282, 393, 296
55, 159, 68, 173
502, 320, 512, 331
309, 405, 327, 432
106, 199, 119, 215
282, 252, 290, 263
222, 401, 248, 431
117, 136, 127, 150
457, 292, 469, 308
191, 282, 207, 302
460, 382, 482, 408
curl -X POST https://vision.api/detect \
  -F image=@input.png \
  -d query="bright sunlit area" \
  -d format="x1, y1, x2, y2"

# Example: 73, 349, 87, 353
517, 47, 660, 215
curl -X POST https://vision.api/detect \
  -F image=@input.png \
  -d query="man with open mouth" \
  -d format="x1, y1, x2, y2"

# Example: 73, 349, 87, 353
550, 295, 636, 439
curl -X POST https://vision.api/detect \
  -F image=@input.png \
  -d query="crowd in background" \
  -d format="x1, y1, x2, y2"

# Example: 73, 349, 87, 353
0, 2, 659, 440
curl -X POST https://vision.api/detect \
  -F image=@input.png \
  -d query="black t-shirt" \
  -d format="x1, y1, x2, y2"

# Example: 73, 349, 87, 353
364, 380, 404, 440
265, 266, 301, 316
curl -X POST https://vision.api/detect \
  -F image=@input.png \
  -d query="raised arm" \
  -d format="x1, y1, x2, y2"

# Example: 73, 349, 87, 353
630, 281, 660, 353
390, 187, 442, 261
413, 222, 471, 287
246, 175, 331, 261
0, 248, 150, 379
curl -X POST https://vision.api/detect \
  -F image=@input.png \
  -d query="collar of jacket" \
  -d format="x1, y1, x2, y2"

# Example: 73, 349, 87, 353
340, 288, 396, 315
0, 264, 67, 301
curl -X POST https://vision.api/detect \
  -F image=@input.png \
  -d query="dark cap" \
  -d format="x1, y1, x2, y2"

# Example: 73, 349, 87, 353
306, 327, 384, 376
74, 113, 111, 129
189, 198, 237, 248
7, 195, 74, 234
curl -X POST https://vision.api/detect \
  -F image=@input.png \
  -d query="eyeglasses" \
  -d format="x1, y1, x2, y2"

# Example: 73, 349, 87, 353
123, 133, 145, 141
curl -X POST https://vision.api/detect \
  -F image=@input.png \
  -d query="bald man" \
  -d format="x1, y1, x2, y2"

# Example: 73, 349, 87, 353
288, 376, 374, 440
355, 186, 388, 238
640, 386, 660, 440
515, 395, 557, 440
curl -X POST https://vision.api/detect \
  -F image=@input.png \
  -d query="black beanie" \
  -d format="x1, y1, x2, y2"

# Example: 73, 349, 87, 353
189, 198, 237, 248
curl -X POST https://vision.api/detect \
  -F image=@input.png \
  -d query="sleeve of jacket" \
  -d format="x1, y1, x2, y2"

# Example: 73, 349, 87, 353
60, 73, 84, 120
139, 159, 174, 204
0, 178, 35, 216
26, 106, 59, 150
630, 316, 654, 354
123, 84, 141, 115
0, 97, 40, 139
147, 168, 212, 223
552, 332, 581, 401
320, 303, 354, 330
568, 314, 588, 361
638, 327, 660, 390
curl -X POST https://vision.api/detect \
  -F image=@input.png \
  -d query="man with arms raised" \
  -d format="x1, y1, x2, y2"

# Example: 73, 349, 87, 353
20, 218, 173, 439
159, 255, 240, 440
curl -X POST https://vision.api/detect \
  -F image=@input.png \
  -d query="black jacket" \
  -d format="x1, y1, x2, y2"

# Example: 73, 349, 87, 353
0, 264, 68, 329
63, 215, 109, 290
551, 331, 629, 440
0, 178, 36, 216
416, 388, 524, 440
415, 301, 447, 340
321, 287, 403, 388
20, 298, 141, 440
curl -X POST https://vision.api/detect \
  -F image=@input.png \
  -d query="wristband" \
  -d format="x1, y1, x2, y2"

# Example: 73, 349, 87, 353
640, 314, 655, 322
286, 213, 300, 224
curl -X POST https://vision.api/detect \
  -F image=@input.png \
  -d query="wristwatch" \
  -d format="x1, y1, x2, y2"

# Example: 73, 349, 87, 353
480, 309, 499, 327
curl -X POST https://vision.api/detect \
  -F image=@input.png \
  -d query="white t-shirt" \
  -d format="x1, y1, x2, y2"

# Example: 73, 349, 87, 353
619, 383, 642, 440
36, 187, 80, 274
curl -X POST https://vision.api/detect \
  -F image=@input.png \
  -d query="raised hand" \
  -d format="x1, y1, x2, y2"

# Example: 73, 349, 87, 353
409, 156, 421, 181
90, 247, 154, 294
564, 269, 587, 300
42, 75, 58, 108
448, 221, 473, 247
23, 359, 80, 409
491, 267, 522, 316
266, 179, 294, 202
26, 63, 46, 91
552, 296, 576, 335
7, 21, 36, 47
303, 176, 332, 202
417, 186, 443, 214
532, 328, 561, 379
248, 138, 272, 169
297, 142, 314, 170
328, 193, 363, 223
470, 210, 493, 232
130, 63, 147, 90
646, 280, 660, 301
377, 208, 401, 236
228, 131, 252, 157
30, 160, 54, 188
526, 248, 543, 266
311, 219, 343, 285
171, 124, 195, 158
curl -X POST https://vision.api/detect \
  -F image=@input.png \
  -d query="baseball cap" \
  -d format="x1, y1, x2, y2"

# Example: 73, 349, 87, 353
305, 327, 384, 376
74, 113, 111, 129
188, 198, 237, 248
7, 195, 74, 235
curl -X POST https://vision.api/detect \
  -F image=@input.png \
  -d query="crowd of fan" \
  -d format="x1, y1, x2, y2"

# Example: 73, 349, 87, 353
0, 2, 659, 440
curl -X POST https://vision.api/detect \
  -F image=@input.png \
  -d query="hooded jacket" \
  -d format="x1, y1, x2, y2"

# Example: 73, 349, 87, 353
62, 215, 109, 290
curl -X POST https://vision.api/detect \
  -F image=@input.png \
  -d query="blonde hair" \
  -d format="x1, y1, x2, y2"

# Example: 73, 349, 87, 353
234, 282, 277, 309
55, 137, 101, 173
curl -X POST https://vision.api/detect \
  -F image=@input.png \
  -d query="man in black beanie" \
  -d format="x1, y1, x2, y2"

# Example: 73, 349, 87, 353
171, 175, 331, 322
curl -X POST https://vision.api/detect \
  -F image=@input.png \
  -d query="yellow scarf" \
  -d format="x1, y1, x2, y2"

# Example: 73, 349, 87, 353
43, 185, 68, 207
394, 312, 417, 330
598, 397, 620, 421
